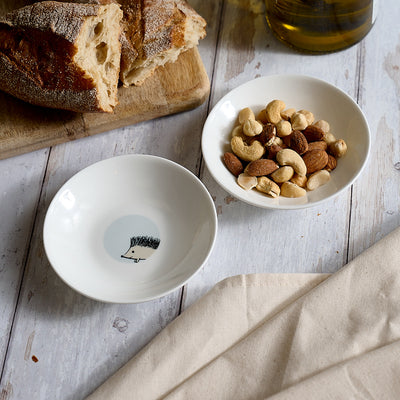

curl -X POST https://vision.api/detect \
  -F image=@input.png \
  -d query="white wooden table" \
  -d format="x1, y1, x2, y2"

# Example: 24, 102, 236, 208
1, 1, 399, 398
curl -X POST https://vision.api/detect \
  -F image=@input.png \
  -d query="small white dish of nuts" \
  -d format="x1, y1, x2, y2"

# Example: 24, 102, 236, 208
202, 75, 370, 209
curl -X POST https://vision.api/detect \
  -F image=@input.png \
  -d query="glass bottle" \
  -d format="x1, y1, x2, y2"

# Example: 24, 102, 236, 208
265, 0, 378, 53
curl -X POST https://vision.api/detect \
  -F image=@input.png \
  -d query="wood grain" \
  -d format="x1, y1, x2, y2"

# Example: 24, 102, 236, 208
0, 0, 216, 396
183, 0, 359, 307
0, 47, 210, 160
1, 0, 399, 399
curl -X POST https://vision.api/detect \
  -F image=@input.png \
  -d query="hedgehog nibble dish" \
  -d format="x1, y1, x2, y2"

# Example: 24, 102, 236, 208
43, 154, 217, 303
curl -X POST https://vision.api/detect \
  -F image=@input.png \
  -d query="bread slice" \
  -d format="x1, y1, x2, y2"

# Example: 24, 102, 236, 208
0, 1, 123, 113
118, 0, 206, 86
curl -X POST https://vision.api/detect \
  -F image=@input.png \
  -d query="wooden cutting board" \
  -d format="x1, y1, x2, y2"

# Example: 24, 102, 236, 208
0, 47, 210, 160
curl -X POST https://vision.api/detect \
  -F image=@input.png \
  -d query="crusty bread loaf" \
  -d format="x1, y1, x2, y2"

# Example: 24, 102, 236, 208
63, 0, 206, 87
0, 1, 123, 113
118, 0, 206, 86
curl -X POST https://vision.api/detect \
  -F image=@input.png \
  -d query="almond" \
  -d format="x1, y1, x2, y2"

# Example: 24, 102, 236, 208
302, 149, 328, 174
289, 130, 308, 155
248, 122, 276, 146
282, 135, 291, 147
246, 159, 279, 176
223, 152, 243, 176
261, 123, 276, 146
266, 144, 283, 159
303, 125, 325, 142
325, 154, 337, 171
307, 141, 328, 151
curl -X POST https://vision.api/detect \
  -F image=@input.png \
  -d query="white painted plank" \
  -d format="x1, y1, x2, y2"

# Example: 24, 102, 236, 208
0, 1, 222, 398
0, 104, 198, 400
347, 3, 400, 257
0, 150, 48, 368
183, 0, 366, 306
1, 1, 398, 399
0, 110, 208, 400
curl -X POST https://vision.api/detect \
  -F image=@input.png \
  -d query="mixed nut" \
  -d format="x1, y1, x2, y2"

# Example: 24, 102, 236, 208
223, 100, 348, 198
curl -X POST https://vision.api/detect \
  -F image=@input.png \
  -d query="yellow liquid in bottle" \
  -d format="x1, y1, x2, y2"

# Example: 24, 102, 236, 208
265, 0, 375, 53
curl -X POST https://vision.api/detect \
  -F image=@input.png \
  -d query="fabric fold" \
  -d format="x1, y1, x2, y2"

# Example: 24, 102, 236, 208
162, 227, 400, 399
86, 274, 329, 400
86, 226, 400, 400
264, 340, 400, 399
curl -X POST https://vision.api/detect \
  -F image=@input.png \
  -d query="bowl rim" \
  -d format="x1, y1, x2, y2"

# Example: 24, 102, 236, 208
202, 74, 371, 210
43, 154, 218, 303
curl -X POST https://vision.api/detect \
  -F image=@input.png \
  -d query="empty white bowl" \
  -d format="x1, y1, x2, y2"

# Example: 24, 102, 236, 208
202, 75, 370, 209
43, 154, 217, 303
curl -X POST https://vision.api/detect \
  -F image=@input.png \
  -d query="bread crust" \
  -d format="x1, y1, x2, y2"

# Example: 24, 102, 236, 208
119, 0, 206, 86
59, 0, 206, 86
0, 1, 120, 112
0, 1, 102, 42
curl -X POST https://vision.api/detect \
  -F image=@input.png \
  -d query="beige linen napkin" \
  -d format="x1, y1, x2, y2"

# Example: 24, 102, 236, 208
87, 226, 400, 400
87, 273, 329, 400
265, 340, 400, 400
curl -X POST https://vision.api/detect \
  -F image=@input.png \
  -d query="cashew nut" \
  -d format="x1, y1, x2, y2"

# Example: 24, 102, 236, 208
237, 172, 257, 190
306, 170, 331, 191
290, 173, 307, 188
266, 100, 285, 124
280, 181, 307, 198
298, 109, 315, 125
291, 112, 308, 131
276, 148, 307, 176
228, 100, 347, 200
329, 139, 347, 158
238, 107, 255, 124
276, 120, 292, 137
243, 119, 263, 136
256, 176, 280, 198
257, 108, 269, 124
270, 166, 294, 183
231, 136, 264, 162
231, 125, 245, 138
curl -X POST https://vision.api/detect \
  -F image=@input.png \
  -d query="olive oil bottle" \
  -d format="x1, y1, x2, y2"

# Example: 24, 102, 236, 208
265, 0, 378, 53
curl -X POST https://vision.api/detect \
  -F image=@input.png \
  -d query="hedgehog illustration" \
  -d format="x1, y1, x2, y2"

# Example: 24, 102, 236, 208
121, 235, 160, 263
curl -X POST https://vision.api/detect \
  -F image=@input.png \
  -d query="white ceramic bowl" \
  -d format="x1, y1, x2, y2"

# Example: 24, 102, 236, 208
202, 75, 371, 209
43, 155, 217, 303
